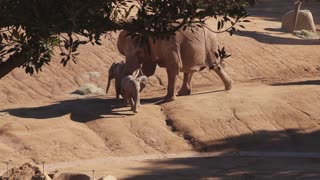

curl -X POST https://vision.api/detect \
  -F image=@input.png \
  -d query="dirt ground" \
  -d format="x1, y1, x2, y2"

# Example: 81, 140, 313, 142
0, 0, 320, 179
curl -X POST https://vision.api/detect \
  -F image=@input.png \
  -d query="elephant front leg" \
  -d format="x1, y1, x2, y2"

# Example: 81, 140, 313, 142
133, 92, 139, 113
164, 67, 178, 102
178, 73, 193, 96
214, 65, 233, 90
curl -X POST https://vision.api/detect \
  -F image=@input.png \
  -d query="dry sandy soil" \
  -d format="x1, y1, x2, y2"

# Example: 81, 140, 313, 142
0, 0, 320, 179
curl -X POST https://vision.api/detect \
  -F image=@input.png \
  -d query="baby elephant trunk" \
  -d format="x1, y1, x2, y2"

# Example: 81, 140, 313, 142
106, 63, 116, 94
106, 75, 112, 94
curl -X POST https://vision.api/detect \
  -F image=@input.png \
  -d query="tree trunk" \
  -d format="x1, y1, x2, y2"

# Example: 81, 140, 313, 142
0, 53, 26, 79
293, 0, 302, 32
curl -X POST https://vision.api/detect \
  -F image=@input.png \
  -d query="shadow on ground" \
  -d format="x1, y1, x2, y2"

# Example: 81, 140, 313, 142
272, 80, 320, 86
235, 30, 320, 45
0, 92, 228, 123
126, 129, 320, 180
187, 89, 225, 96
201, 129, 320, 153
0, 97, 162, 123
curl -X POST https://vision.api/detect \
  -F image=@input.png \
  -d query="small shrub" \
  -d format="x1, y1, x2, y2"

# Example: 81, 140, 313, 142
82, 71, 101, 79
72, 84, 104, 95
293, 30, 319, 39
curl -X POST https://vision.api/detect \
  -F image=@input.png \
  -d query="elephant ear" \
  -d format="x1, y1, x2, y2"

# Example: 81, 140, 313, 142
142, 61, 157, 77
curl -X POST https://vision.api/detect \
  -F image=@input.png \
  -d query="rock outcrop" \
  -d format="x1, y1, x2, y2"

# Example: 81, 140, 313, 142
282, 10, 317, 33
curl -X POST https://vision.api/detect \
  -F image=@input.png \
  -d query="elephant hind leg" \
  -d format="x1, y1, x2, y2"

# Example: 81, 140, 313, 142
164, 66, 178, 102
178, 73, 193, 96
213, 65, 233, 90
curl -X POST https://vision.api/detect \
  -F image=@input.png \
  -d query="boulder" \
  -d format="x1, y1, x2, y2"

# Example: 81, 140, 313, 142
0, 162, 51, 180
282, 10, 317, 33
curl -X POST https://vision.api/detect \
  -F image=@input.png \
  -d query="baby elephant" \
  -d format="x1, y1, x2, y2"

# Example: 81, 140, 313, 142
106, 61, 127, 99
121, 75, 148, 113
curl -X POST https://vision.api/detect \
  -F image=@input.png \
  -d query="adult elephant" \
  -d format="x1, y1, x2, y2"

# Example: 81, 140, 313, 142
117, 27, 233, 101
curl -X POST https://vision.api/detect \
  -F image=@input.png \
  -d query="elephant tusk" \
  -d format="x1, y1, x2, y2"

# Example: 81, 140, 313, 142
133, 69, 140, 78
139, 67, 146, 77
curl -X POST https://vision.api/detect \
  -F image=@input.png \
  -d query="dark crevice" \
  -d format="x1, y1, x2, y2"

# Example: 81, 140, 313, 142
165, 118, 177, 132
163, 109, 205, 152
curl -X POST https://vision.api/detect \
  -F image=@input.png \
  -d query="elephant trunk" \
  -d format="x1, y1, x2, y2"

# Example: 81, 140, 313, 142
106, 63, 116, 94
106, 76, 112, 94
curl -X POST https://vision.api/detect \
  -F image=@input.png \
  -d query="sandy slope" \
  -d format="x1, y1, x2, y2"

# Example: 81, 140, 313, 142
164, 84, 320, 153
0, 0, 320, 179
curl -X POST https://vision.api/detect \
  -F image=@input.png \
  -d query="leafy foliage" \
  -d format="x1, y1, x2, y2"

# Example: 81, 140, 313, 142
0, 0, 256, 78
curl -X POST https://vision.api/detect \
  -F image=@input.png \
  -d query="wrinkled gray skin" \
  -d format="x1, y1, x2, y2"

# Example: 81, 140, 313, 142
121, 75, 148, 113
106, 61, 128, 99
117, 27, 233, 101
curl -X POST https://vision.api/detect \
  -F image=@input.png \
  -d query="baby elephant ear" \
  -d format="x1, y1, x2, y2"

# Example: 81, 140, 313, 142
142, 61, 157, 77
